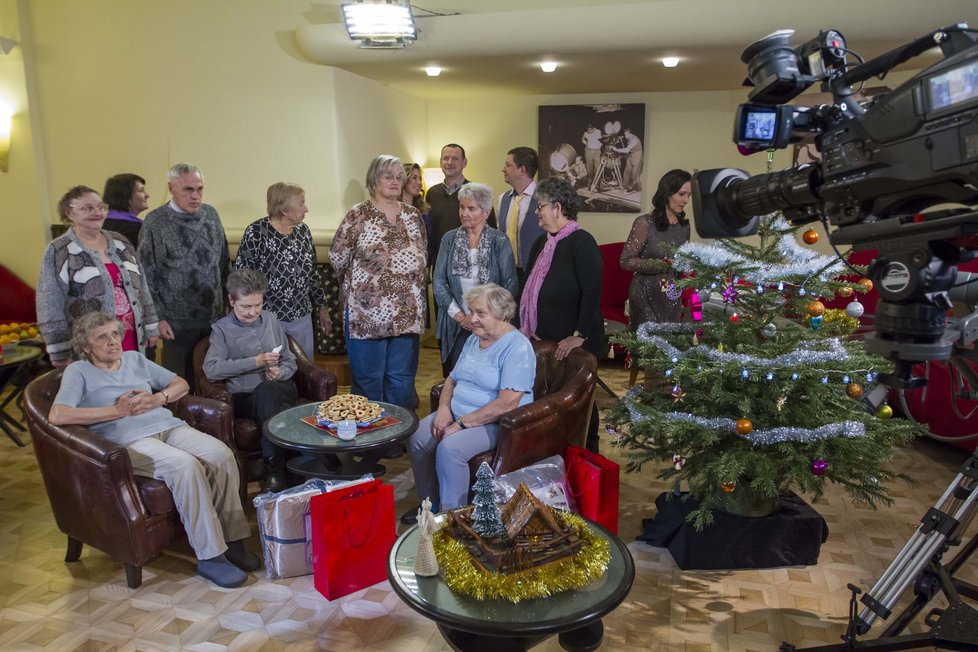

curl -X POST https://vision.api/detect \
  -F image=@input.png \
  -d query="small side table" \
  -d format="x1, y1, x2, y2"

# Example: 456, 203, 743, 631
264, 401, 419, 480
0, 344, 43, 446
388, 520, 635, 652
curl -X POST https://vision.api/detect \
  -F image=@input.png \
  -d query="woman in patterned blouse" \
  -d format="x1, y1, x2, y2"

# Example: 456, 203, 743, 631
329, 155, 428, 411
234, 182, 330, 358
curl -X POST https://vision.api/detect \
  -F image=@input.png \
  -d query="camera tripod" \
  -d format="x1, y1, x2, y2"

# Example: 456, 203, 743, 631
781, 453, 978, 651
588, 152, 624, 193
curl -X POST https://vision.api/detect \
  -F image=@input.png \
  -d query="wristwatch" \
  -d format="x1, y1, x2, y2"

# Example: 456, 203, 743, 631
572, 330, 586, 340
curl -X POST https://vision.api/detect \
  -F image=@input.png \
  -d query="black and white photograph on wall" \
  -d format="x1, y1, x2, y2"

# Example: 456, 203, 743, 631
538, 103, 646, 213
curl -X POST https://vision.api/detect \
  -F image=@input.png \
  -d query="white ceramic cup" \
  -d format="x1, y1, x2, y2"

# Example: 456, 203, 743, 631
336, 419, 357, 440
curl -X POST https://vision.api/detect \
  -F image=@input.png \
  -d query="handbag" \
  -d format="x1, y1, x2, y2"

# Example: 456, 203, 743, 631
564, 445, 620, 534
310, 478, 396, 600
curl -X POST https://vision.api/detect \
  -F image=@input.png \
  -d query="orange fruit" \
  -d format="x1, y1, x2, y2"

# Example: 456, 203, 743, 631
0, 325, 9, 335
28, 327, 38, 337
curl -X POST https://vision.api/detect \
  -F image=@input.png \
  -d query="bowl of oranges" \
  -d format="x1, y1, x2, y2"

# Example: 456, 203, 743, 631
0, 322, 40, 352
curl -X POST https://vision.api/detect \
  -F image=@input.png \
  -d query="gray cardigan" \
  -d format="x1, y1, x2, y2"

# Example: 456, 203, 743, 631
433, 227, 518, 363
36, 228, 160, 363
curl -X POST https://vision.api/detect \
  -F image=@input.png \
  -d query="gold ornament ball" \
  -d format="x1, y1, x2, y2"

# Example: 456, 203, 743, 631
735, 418, 753, 435
838, 285, 854, 298
877, 404, 893, 419
846, 382, 864, 399
720, 482, 736, 493
802, 228, 819, 245
857, 278, 874, 292
806, 300, 826, 317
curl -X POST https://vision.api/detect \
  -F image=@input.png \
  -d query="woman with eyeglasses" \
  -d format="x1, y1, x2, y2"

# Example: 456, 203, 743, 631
329, 155, 427, 410
519, 175, 604, 452
37, 185, 160, 367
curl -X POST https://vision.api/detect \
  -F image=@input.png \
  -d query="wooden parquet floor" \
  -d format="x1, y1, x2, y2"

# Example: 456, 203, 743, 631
1, 342, 976, 651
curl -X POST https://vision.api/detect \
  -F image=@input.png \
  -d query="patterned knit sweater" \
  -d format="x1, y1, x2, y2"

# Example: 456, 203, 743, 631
36, 229, 160, 363
138, 203, 230, 330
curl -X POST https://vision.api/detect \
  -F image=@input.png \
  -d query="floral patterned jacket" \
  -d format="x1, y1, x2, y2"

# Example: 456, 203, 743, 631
329, 201, 427, 339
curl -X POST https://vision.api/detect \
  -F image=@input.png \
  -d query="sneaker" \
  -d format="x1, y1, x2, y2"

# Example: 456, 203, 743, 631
225, 540, 261, 572
400, 505, 420, 525
197, 554, 247, 588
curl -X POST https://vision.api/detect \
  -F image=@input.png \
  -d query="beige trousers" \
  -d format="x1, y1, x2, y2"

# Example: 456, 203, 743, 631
126, 425, 250, 560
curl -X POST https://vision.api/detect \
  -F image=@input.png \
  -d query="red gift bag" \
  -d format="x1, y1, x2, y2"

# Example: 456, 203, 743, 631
310, 478, 396, 600
564, 445, 620, 534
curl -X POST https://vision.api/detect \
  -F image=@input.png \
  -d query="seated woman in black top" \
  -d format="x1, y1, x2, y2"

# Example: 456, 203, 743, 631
519, 175, 604, 451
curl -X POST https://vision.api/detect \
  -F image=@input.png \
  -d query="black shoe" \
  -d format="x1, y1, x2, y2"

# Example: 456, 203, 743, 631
400, 505, 420, 525
261, 456, 288, 493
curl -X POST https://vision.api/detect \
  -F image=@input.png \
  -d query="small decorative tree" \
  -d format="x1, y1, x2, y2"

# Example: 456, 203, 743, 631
608, 215, 917, 529
471, 461, 506, 537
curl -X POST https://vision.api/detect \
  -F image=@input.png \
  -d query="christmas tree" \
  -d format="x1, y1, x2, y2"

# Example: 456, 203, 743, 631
471, 461, 506, 537
607, 215, 917, 529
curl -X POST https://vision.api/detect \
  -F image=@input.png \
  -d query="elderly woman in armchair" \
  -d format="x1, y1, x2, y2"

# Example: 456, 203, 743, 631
48, 311, 259, 588
405, 283, 535, 522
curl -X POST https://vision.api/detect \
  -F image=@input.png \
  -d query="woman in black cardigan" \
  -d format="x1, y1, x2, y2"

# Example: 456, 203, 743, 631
519, 176, 604, 451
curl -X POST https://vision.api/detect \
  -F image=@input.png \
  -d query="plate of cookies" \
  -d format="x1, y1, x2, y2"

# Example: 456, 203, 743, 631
316, 394, 385, 428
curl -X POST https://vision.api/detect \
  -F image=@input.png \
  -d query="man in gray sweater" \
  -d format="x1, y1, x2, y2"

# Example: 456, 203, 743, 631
138, 163, 230, 391
203, 269, 298, 491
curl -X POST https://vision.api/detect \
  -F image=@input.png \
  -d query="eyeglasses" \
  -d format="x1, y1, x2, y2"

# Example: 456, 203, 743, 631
380, 172, 405, 183
535, 202, 552, 213
71, 203, 109, 215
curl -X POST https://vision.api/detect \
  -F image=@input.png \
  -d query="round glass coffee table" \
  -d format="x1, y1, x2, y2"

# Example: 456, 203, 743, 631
264, 401, 418, 480
388, 519, 635, 651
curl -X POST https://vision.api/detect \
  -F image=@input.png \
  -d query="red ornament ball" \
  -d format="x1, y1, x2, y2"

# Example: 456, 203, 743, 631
846, 382, 864, 399
811, 458, 828, 477
735, 418, 753, 435
720, 482, 736, 493
806, 300, 826, 317
802, 228, 819, 245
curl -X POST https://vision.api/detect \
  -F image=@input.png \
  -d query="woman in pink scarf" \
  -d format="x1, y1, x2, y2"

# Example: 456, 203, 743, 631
519, 176, 604, 451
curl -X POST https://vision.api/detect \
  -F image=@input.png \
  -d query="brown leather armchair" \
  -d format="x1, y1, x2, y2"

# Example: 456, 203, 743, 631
431, 340, 598, 480
23, 369, 234, 589
192, 336, 337, 497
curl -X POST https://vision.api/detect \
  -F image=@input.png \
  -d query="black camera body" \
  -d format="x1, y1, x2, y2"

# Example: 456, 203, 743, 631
692, 25, 978, 386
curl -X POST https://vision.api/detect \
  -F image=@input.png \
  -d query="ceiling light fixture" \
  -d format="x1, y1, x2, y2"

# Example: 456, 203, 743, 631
662, 56, 680, 68
425, 66, 441, 77
540, 62, 558, 73
341, 1, 417, 49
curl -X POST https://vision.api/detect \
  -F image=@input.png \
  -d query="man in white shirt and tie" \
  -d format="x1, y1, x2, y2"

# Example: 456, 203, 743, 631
497, 147, 543, 287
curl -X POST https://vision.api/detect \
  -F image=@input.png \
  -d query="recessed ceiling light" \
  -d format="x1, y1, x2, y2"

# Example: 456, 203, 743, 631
662, 57, 680, 68
540, 62, 558, 73
425, 66, 441, 77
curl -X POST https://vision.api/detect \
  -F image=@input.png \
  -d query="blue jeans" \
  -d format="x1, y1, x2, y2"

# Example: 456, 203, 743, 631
344, 313, 419, 411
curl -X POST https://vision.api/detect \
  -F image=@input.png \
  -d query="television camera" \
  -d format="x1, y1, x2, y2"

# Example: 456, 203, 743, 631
692, 24, 978, 390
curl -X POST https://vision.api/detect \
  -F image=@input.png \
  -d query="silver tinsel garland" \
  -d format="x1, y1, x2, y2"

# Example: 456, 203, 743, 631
623, 391, 866, 445
672, 217, 845, 284
635, 322, 851, 368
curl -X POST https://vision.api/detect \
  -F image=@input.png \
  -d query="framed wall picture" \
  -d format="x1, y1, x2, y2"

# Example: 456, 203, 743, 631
539, 103, 646, 213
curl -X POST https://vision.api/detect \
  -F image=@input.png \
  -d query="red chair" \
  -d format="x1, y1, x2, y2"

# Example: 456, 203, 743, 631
0, 264, 37, 324
597, 242, 632, 327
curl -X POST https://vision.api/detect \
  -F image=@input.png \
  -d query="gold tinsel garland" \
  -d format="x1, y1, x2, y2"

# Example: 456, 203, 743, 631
432, 512, 611, 602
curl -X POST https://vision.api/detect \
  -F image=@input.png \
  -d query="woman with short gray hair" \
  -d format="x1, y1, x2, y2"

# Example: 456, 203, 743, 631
329, 155, 427, 410
50, 312, 259, 588
234, 182, 330, 358
433, 182, 517, 377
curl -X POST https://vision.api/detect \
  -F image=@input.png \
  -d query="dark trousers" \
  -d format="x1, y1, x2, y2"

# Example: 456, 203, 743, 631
161, 326, 211, 393
232, 380, 298, 458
